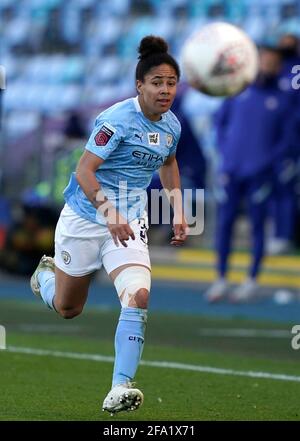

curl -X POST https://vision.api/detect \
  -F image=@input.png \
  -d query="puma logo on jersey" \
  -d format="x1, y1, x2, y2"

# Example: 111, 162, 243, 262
134, 133, 143, 142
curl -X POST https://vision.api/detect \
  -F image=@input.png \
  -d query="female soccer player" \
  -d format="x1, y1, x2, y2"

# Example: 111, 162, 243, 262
30, 35, 188, 415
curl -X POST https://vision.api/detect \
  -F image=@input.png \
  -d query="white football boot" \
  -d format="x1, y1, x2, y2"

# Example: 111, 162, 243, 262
204, 279, 229, 303
102, 382, 144, 416
229, 278, 258, 303
266, 238, 292, 255
30, 255, 55, 298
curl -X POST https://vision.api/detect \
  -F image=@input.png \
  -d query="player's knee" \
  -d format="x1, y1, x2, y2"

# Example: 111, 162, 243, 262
58, 305, 83, 319
133, 288, 149, 309
114, 266, 151, 309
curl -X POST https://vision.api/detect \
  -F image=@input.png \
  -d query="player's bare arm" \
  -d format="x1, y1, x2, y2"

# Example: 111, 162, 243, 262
159, 155, 188, 246
76, 150, 135, 247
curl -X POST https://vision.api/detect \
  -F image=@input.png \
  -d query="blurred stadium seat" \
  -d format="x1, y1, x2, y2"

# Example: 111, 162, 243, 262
2, 0, 299, 119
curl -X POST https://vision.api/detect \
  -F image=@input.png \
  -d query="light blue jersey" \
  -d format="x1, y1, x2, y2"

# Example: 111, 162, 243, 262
64, 96, 181, 225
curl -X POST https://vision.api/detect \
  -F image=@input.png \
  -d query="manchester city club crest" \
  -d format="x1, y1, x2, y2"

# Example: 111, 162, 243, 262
61, 250, 71, 265
166, 134, 173, 147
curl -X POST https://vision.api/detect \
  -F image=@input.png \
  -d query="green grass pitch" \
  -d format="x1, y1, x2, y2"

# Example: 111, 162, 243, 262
1, 299, 300, 421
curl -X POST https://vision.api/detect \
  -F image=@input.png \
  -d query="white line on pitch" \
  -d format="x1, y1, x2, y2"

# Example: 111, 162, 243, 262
5, 345, 300, 383
197, 328, 290, 338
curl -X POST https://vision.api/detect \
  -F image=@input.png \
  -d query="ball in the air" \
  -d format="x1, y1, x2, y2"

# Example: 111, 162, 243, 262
181, 22, 259, 97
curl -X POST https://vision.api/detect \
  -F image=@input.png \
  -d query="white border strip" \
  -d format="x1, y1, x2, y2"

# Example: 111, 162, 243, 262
6, 345, 300, 383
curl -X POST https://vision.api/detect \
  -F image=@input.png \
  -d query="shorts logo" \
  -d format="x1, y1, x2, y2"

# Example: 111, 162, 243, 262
139, 218, 148, 245
147, 132, 160, 145
94, 124, 115, 146
166, 133, 173, 147
61, 251, 71, 265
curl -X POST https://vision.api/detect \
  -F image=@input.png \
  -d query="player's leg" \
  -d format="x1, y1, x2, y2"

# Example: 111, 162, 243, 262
110, 263, 150, 384
267, 160, 297, 254
31, 257, 93, 318
205, 174, 240, 302
216, 175, 241, 277
101, 216, 151, 414
54, 267, 93, 318
103, 263, 150, 414
230, 172, 272, 302
30, 204, 102, 318
247, 173, 272, 277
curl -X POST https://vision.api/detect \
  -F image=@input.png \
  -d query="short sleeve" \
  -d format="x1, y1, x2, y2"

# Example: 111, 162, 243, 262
168, 124, 181, 157
85, 118, 124, 160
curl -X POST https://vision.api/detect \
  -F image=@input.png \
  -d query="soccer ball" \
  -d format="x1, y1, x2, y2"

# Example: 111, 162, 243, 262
181, 22, 259, 97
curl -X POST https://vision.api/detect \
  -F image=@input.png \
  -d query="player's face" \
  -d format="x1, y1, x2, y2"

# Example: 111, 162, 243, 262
137, 64, 178, 121
259, 50, 282, 76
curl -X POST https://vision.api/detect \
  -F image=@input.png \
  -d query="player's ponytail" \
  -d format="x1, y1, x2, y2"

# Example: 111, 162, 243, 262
138, 36, 168, 60
136, 35, 180, 81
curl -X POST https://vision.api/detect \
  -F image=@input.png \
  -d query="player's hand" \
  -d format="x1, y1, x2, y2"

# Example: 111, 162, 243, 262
170, 218, 189, 246
107, 211, 135, 247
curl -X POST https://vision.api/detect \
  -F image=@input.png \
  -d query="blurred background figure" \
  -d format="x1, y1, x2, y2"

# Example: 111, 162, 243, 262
266, 33, 300, 255
205, 46, 297, 303
278, 33, 300, 80
0, 196, 11, 251
0, 187, 58, 276
64, 111, 86, 141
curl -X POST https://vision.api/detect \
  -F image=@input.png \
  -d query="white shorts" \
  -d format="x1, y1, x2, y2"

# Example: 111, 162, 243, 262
54, 204, 151, 277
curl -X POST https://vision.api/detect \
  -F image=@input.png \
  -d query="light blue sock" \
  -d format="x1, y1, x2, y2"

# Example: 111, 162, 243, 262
37, 271, 55, 310
112, 307, 147, 387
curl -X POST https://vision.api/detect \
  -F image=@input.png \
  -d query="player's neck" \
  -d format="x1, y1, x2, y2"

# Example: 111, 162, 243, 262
138, 95, 162, 122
